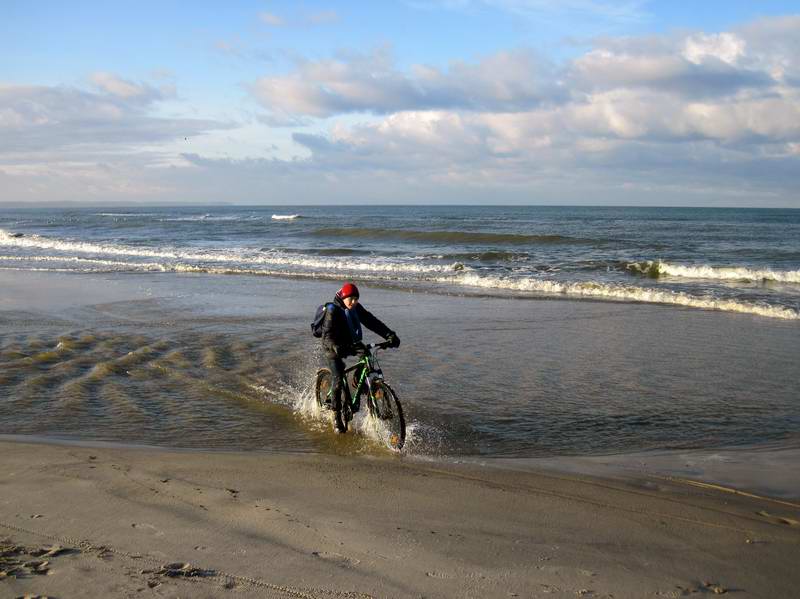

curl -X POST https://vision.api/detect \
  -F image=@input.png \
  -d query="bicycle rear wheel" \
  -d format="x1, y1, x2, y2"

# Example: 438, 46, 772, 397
369, 381, 405, 450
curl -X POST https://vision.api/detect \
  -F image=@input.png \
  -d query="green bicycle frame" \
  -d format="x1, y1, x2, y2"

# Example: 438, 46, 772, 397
327, 351, 383, 409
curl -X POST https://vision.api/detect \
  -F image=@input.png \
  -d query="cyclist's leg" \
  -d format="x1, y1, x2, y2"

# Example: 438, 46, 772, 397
327, 356, 346, 410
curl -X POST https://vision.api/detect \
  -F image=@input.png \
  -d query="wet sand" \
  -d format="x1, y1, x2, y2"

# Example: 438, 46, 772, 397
2, 439, 799, 598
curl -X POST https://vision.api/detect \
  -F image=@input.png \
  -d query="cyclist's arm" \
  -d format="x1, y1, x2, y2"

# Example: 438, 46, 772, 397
356, 305, 394, 340
320, 305, 340, 356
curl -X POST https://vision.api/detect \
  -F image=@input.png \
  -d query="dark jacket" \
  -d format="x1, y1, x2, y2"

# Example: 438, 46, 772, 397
320, 295, 394, 358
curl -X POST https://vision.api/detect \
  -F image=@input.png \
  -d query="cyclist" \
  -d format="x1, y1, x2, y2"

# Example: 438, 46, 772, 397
319, 282, 400, 429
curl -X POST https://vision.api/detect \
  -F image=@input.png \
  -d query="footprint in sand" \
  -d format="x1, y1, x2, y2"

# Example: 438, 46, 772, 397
131, 523, 165, 537
426, 571, 454, 579
311, 551, 360, 568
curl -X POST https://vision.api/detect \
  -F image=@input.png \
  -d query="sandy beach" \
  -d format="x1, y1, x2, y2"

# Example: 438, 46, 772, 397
2, 439, 799, 598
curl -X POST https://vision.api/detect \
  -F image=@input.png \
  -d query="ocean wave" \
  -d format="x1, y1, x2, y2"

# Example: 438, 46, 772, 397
438, 250, 530, 262
627, 260, 800, 284
272, 214, 300, 220
275, 247, 375, 257
2, 229, 797, 320
310, 227, 595, 245
0, 255, 170, 271
440, 273, 799, 320
94, 212, 160, 217
0, 230, 465, 275
158, 214, 250, 222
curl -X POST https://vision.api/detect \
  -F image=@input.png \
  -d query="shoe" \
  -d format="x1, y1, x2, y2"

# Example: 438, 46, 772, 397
333, 410, 347, 433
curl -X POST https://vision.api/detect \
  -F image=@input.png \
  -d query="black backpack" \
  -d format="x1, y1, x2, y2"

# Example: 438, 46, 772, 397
311, 302, 335, 337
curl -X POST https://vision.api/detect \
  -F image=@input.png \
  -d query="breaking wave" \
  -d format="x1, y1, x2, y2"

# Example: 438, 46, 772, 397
438, 273, 800, 320
628, 260, 800, 284
0, 229, 464, 276
2, 228, 798, 320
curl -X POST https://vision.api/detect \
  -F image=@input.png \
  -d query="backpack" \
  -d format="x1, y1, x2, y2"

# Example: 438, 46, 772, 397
311, 302, 335, 337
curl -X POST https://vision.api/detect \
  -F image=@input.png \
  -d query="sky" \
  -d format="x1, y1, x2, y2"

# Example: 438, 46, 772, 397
1, 1, 799, 207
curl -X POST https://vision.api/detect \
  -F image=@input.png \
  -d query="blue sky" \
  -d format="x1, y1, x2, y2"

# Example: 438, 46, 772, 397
2, 1, 799, 206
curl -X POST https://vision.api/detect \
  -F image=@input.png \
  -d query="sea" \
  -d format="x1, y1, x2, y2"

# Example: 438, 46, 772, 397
1, 205, 799, 463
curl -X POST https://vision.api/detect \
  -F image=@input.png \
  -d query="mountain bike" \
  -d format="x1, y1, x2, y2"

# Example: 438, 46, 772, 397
315, 341, 406, 450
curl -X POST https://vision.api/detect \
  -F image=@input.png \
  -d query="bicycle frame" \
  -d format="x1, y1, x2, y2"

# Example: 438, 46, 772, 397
323, 343, 386, 410
341, 345, 384, 409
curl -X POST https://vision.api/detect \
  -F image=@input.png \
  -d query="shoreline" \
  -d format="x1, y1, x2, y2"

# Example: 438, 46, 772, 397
1, 439, 799, 598
4, 432, 800, 501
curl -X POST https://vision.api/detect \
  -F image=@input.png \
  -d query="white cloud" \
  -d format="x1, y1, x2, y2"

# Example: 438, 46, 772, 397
252, 47, 562, 117
258, 9, 339, 28
89, 72, 161, 100
683, 32, 746, 66
307, 10, 339, 25
0, 81, 226, 153
0, 76, 233, 202
259, 12, 285, 26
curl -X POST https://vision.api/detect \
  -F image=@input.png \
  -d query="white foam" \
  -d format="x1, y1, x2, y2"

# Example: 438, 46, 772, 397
653, 261, 800, 284
2, 228, 797, 320
439, 272, 800, 320
0, 255, 168, 271
272, 214, 300, 220
0, 228, 464, 276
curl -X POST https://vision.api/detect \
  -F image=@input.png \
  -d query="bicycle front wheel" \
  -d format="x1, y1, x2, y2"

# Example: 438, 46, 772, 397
369, 381, 405, 450
314, 368, 333, 408
316, 368, 347, 433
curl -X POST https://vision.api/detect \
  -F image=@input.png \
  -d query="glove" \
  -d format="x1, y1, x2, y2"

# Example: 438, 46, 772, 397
386, 333, 400, 348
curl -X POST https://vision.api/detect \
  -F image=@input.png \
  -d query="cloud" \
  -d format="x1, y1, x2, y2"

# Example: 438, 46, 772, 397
307, 10, 339, 25
252, 16, 800, 120
259, 12, 285, 27
240, 15, 800, 204
0, 81, 227, 153
258, 9, 340, 28
0, 75, 234, 201
569, 47, 773, 99
89, 72, 163, 101
252, 47, 563, 117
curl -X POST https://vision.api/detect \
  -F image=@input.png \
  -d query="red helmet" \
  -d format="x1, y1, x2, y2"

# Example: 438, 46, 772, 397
336, 282, 360, 300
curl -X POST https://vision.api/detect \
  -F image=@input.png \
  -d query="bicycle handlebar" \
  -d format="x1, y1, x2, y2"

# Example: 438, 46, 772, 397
367, 341, 394, 350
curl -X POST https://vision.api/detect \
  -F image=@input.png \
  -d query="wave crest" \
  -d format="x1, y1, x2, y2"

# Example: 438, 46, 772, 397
442, 273, 799, 320
628, 260, 800, 284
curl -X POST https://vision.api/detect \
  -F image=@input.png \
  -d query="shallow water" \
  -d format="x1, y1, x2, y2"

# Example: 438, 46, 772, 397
1, 270, 798, 458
